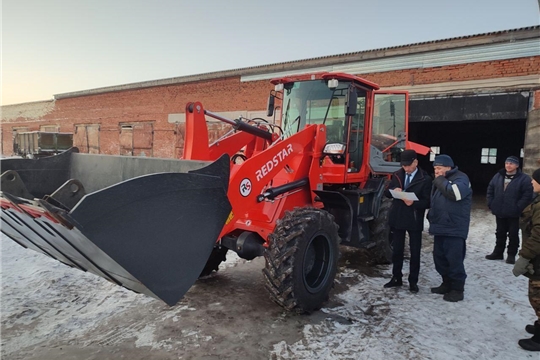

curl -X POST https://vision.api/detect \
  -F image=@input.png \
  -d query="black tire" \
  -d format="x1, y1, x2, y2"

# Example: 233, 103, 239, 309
263, 208, 340, 314
199, 246, 228, 277
369, 197, 393, 264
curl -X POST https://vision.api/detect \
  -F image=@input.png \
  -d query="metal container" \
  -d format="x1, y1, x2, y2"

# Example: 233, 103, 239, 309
14, 131, 73, 157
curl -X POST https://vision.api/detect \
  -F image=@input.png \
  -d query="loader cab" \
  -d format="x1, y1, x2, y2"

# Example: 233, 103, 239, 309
270, 73, 408, 182
277, 78, 366, 173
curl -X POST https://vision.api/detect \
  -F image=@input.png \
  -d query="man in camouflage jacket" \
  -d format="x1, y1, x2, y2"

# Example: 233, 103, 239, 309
513, 168, 540, 351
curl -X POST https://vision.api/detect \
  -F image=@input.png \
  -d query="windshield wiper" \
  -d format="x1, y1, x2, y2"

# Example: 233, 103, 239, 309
322, 91, 337, 125
283, 99, 291, 124
283, 115, 301, 138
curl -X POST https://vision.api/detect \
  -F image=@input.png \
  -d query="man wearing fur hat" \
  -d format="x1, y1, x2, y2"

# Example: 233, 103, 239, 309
513, 168, 540, 351
486, 156, 533, 264
428, 154, 472, 302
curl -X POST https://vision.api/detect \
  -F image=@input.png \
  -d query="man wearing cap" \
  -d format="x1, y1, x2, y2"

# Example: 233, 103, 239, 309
383, 149, 432, 293
486, 156, 533, 264
428, 154, 472, 302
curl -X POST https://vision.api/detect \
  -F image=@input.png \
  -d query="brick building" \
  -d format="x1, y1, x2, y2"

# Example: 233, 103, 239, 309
2, 26, 539, 191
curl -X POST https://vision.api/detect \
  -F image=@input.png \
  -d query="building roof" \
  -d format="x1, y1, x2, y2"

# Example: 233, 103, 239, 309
54, 26, 540, 100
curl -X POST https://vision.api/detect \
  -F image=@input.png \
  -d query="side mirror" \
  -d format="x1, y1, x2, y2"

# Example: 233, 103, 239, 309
267, 94, 275, 117
345, 86, 357, 116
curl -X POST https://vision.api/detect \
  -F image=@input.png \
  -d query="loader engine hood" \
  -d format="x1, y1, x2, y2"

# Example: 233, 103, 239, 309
0, 149, 232, 306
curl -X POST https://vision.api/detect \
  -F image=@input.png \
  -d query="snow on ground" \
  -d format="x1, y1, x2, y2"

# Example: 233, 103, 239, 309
0, 239, 152, 354
271, 204, 537, 359
1, 201, 539, 359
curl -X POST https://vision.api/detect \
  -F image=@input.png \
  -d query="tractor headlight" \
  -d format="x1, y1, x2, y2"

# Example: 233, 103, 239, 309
323, 143, 346, 155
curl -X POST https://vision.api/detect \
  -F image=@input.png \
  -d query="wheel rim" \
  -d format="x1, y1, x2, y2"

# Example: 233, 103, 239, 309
302, 232, 333, 294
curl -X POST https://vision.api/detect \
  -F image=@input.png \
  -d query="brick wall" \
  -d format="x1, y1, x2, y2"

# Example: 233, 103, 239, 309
2, 56, 539, 158
359, 57, 540, 87
1, 77, 273, 158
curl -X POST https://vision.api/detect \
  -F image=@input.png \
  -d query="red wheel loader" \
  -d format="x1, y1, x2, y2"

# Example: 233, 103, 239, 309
0, 73, 428, 313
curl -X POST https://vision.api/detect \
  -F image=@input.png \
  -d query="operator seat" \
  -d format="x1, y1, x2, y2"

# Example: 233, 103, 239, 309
326, 120, 344, 143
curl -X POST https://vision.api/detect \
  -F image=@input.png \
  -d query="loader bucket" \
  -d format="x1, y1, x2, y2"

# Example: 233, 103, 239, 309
0, 149, 232, 306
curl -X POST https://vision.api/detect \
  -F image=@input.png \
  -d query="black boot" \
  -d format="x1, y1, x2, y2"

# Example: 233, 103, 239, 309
443, 282, 464, 302
485, 247, 504, 260
443, 290, 464, 302
525, 321, 539, 335
431, 276, 451, 294
384, 277, 402, 288
506, 254, 516, 264
519, 322, 540, 351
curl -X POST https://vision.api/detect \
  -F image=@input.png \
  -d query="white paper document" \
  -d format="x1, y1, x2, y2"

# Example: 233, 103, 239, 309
389, 189, 419, 201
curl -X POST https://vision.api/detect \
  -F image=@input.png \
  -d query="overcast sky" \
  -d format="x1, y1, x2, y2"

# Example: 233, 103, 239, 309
2, 0, 539, 105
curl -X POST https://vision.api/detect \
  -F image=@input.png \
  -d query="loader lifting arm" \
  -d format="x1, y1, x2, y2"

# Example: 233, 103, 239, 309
182, 101, 279, 161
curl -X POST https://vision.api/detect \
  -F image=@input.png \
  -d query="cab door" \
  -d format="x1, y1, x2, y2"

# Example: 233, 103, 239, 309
368, 91, 409, 174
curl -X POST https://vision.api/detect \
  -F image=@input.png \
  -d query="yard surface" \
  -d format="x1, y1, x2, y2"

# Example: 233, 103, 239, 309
1, 200, 537, 359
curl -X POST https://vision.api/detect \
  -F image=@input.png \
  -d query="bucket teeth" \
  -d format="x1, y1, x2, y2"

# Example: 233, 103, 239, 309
1, 197, 148, 293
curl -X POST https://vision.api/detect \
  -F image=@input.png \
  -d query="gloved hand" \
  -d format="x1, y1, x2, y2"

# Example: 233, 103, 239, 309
513, 257, 534, 277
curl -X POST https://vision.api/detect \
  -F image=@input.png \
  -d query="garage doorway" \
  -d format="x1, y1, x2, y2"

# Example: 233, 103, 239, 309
409, 120, 526, 192
408, 93, 529, 193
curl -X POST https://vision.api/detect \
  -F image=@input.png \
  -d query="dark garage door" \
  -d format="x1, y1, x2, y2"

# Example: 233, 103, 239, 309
408, 93, 529, 193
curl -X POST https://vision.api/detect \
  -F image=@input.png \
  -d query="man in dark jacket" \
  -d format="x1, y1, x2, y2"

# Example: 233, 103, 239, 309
428, 154, 472, 302
486, 156, 533, 264
383, 149, 432, 293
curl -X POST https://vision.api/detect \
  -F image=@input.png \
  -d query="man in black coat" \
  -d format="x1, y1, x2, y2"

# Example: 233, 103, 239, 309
486, 156, 534, 264
383, 149, 432, 293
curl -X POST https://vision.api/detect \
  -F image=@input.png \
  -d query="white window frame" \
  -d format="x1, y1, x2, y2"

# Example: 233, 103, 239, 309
481, 148, 497, 164
429, 146, 440, 162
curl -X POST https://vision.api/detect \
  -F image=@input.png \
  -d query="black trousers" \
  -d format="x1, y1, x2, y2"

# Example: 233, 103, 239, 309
391, 228, 422, 284
433, 235, 467, 291
494, 217, 520, 256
